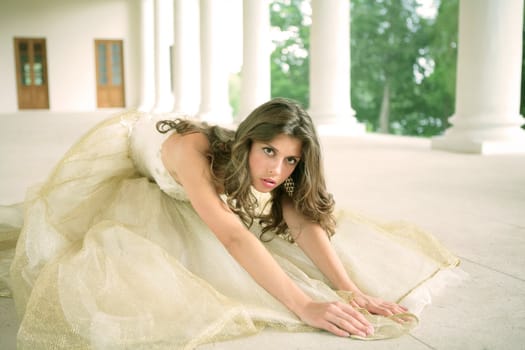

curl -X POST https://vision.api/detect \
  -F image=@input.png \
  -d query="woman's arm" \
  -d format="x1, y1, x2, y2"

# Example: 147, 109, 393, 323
281, 196, 407, 316
161, 133, 373, 337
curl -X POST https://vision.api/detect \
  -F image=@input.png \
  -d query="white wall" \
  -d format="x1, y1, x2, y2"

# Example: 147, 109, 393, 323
0, 0, 141, 112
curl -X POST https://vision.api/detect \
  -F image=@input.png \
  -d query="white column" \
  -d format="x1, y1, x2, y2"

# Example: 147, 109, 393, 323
308, 0, 364, 135
138, 0, 155, 112
172, 0, 200, 115
153, 0, 174, 112
432, 0, 525, 154
238, 0, 271, 120
198, 0, 233, 124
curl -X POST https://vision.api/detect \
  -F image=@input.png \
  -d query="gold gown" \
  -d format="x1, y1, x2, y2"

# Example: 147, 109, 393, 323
0, 111, 461, 349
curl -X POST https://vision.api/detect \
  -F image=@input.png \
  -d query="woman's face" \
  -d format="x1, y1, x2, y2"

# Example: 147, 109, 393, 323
248, 133, 302, 193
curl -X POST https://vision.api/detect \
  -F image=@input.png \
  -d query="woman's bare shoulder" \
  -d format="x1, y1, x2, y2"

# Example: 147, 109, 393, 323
161, 132, 210, 178
162, 132, 210, 158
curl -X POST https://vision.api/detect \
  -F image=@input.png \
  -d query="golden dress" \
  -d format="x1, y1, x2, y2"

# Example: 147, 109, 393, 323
0, 111, 461, 349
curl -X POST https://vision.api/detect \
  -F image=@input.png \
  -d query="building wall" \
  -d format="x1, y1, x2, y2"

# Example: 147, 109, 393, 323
0, 0, 141, 112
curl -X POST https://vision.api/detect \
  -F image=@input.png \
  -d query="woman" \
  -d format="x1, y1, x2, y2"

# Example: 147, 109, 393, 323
1, 98, 458, 349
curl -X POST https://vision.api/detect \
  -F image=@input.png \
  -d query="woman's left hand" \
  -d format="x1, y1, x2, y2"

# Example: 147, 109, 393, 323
350, 293, 408, 317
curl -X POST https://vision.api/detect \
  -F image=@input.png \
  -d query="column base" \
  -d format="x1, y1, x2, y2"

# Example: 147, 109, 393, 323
172, 105, 199, 117
137, 100, 155, 113
153, 97, 175, 114
316, 121, 366, 136
432, 134, 525, 154
309, 110, 366, 136
197, 110, 233, 126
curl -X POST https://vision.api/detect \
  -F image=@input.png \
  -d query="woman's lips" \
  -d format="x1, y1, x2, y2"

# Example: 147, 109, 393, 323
261, 178, 276, 188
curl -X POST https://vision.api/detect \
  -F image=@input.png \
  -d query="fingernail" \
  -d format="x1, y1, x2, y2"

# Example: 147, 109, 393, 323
368, 326, 375, 335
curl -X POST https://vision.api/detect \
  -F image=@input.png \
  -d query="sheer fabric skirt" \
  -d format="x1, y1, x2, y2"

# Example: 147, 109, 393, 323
0, 111, 460, 349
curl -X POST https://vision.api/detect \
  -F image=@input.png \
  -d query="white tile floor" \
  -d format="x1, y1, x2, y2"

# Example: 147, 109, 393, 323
1, 111, 524, 350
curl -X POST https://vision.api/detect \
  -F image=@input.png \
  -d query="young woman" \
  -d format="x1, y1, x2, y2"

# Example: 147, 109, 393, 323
1, 98, 459, 349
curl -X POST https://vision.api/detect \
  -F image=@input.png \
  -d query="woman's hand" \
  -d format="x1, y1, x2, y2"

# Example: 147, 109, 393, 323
297, 300, 374, 338
350, 293, 408, 317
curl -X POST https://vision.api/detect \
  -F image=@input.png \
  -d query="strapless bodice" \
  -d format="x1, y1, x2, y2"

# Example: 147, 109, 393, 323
128, 114, 189, 201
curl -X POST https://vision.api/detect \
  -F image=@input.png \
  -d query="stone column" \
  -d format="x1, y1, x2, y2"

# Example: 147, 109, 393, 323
198, 0, 232, 124
153, 0, 174, 112
309, 0, 364, 135
237, 0, 271, 120
172, 0, 200, 115
432, 0, 525, 154
138, 0, 155, 112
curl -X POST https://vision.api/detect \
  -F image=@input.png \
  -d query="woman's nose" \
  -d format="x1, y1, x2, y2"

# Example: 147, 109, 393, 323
268, 159, 282, 175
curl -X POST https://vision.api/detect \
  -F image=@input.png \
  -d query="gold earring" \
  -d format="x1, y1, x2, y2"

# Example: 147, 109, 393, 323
283, 177, 294, 197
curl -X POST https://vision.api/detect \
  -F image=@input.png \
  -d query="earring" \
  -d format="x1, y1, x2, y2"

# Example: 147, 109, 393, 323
283, 177, 295, 197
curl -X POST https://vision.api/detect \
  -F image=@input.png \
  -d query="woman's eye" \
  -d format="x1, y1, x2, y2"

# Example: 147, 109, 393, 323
287, 157, 298, 165
263, 147, 274, 156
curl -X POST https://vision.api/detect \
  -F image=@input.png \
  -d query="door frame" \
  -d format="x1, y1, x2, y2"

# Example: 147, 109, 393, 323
94, 39, 126, 108
14, 37, 50, 109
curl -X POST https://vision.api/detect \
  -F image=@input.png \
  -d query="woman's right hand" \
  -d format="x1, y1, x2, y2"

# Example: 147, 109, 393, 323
297, 301, 374, 338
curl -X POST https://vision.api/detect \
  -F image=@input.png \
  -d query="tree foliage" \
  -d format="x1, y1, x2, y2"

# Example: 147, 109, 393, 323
351, 0, 423, 133
269, 0, 461, 137
521, 3, 525, 129
350, 0, 459, 136
416, 0, 459, 135
270, 0, 310, 106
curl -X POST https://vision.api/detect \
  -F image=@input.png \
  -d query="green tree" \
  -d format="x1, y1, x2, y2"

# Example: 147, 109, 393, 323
521, 3, 525, 129
350, 0, 435, 135
270, 0, 310, 106
416, 0, 459, 136
269, 0, 460, 137
229, 72, 241, 118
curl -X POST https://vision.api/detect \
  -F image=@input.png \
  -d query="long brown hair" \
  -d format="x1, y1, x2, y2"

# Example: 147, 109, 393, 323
156, 98, 336, 241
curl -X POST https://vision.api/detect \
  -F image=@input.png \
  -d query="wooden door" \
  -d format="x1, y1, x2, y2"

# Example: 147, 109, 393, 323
14, 38, 50, 109
95, 40, 125, 108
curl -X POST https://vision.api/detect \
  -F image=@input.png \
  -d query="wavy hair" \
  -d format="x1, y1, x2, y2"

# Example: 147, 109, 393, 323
156, 98, 336, 242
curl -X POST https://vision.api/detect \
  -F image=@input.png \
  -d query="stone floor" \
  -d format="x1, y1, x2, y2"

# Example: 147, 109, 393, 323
1, 111, 524, 350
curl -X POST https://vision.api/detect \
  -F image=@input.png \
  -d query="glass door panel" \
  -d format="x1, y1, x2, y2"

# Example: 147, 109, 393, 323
95, 40, 125, 108
33, 42, 44, 85
111, 43, 122, 85
14, 38, 49, 109
97, 43, 108, 85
